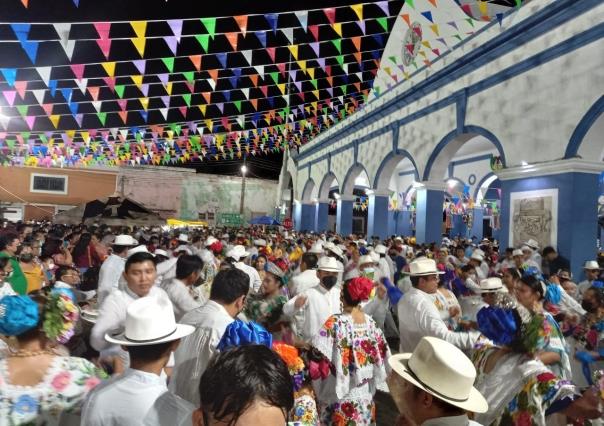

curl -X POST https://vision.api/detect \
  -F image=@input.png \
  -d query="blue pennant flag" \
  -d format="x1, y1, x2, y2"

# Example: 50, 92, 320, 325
421, 11, 434, 23
265, 14, 278, 33
216, 52, 227, 68
20, 40, 39, 63
61, 88, 73, 103
1, 68, 17, 87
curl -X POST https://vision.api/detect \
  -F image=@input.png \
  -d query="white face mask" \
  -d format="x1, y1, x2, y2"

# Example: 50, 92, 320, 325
47, 262, 55, 270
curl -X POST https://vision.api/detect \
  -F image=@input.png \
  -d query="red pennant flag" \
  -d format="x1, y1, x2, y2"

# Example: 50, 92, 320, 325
309, 25, 320, 41
277, 62, 286, 75
201, 92, 211, 104
323, 7, 336, 24
249, 74, 259, 87
179, 106, 187, 117
406, 44, 415, 54
225, 32, 238, 51
189, 55, 202, 71
234, 15, 248, 35
118, 110, 128, 123
88, 86, 100, 101
325, 65, 332, 76
42, 104, 53, 116
185, 82, 194, 93
461, 4, 473, 17
96, 38, 111, 59
260, 85, 268, 97
266, 47, 276, 62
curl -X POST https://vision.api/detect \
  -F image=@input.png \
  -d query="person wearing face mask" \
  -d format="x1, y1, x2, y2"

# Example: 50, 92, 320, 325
18, 243, 46, 293
314, 255, 342, 316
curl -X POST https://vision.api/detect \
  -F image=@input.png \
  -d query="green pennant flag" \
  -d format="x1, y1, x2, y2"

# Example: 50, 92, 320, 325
136, 132, 143, 142
269, 72, 279, 84
278, 110, 285, 120
234, 100, 242, 112
331, 39, 342, 54
388, 55, 397, 64
376, 17, 389, 32
39, 134, 47, 143
170, 123, 181, 135
97, 112, 107, 125
453, 34, 462, 42
310, 79, 318, 90
201, 18, 217, 38
16, 105, 28, 117
21, 131, 30, 140
115, 85, 126, 98
182, 93, 191, 107
124, 143, 130, 152
466, 18, 475, 28
162, 57, 175, 73
183, 71, 195, 82
195, 34, 210, 52
283, 105, 290, 116
6, 139, 15, 149
336, 55, 344, 66
341, 84, 348, 95
406, 0, 415, 8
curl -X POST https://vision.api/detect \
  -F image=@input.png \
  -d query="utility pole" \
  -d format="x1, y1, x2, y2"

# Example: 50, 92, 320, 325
239, 156, 247, 216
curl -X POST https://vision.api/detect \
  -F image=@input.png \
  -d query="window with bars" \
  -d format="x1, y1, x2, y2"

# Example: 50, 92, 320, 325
30, 174, 68, 194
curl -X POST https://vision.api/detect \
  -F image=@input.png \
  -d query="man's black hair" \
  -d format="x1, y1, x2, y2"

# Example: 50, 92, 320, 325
199, 345, 294, 425
301, 252, 318, 269
124, 252, 156, 273
176, 255, 204, 280
126, 341, 175, 362
209, 268, 250, 304
542, 246, 556, 257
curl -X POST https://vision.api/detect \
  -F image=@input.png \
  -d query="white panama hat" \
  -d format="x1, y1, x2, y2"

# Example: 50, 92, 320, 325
512, 249, 524, 257
358, 255, 378, 266
204, 236, 218, 246
478, 277, 507, 294
388, 336, 488, 413
525, 239, 540, 250
226, 245, 250, 261
112, 234, 138, 246
178, 234, 189, 243
127, 245, 152, 257
374, 244, 387, 255
153, 249, 169, 258
584, 260, 601, 270
308, 242, 324, 254
317, 256, 341, 272
404, 258, 444, 276
105, 296, 194, 346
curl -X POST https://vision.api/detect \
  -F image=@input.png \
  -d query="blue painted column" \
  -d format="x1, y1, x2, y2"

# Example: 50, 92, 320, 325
450, 214, 467, 238
367, 191, 390, 240
314, 200, 329, 233
416, 182, 444, 244
471, 208, 484, 240
300, 203, 314, 232
293, 202, 302, 231
397, 210, 413, 236
388, 211, 396, 236
498, 161, 602, 279
336, 195, 354, 236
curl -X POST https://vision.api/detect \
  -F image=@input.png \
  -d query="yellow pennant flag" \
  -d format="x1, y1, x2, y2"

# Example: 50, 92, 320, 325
140, 98, 149, 110
130, 21, 147, 39
66, 130, 76, 139
478, 0, 489, 16
205, 119, 213, 132
199, 105, 207, 116
421, 40, 432, 49
430, 24, 439, 36
288, 45, 299, 60
351, 4, 363, 20
131, 75, 143, 88
307, 68, 315, 79
297, 60, 307, 71
278, 83, 286, 95
80, 131, 90, 142
102, 62, 116, 77
332, 23, 342, 37
131, 37, 146, 57
165, 82, 173, 95
49, 115, 60, 128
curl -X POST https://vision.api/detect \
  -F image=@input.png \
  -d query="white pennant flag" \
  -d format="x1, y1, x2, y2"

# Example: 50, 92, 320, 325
295, 11, 308, 31
253, 65, 264, 76
207, 79, 216, 90
197, 126, 204, 135
159, 108, 169, 120
241, 87, 250, 100
60, 39, 77, 60
92, 100, 103, 112
236, 115, 244, 128
110, 127, 118, 138
281, 27, 294, 45
0, 115, 9, 129
32, 89, 46, 105
119, 129, 129, 139
53, 23, 76, 59
76, 78, 88, 94
37, 67, 52, 86
241, 50, 252, 66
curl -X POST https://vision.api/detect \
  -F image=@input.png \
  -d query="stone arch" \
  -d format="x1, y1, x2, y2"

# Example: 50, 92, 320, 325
474, 172, 498, 203
318, 172, 339, 199
444, 177, 466, 198
341, 163, 370, 196
373, 149, 420, 191
422, 126, 506, 182
565, 96, 604, 161
301, 179, 317, 202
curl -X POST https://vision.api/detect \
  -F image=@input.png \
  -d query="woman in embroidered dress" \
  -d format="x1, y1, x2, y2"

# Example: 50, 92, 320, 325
472, 296, 601, 426
311, 277, 391, 426
0, 291, 107, 426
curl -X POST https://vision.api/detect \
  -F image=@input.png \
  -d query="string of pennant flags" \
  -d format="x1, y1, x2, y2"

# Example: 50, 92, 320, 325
0, 0, 523, 168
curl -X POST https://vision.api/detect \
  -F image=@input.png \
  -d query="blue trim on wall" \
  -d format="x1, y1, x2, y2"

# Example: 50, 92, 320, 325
398, 170, 417, 177
327, 153, 332, 172
565, 95, 604, 158
456, 89, 468, 132
373, 149, 420, 188
423, 125, 506, 181
392, 125, 400, 152
295, 0, 602, 170
301, 178, 316, 201
318, 172, 338, 198
342, 163, 370, 195
450, 153, 494, 169
473, 172, 496, 200
353, 140, 359, 163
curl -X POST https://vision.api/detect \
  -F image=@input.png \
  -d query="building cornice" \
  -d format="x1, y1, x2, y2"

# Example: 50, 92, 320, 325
495, 159, 604, 181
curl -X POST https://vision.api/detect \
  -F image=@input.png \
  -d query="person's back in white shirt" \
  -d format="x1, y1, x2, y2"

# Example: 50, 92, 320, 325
97, 253, 126, 306
283, 286, 331, 342
82, 368, 194, 426
291, 269, 319, 296
160, 277, 204, 321
234, 261, 262, 293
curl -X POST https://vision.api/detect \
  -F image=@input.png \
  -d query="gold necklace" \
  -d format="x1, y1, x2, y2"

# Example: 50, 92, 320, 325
8, 348, 54, 358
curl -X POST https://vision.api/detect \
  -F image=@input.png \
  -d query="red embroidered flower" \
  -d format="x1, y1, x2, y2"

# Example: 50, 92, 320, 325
536, 372, 556, 383
516, 410, 532, 426
341, 402, 355, 417
360, 340, 373, 353
51, 371, 71, 392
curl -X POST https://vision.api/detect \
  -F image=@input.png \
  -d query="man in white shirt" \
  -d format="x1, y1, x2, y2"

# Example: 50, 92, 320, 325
169, 268, 249, 405
82, 296, 195, 426
468, 251, 488, 280
577, 260, 602, 301
375, 244, 394, 281
290, 252, 320, 296
160, 254, 204, 321
524, 238, 543, 268
227, 245, 262, 293
91, 252, 170, 354
323, 242, 345, 283
315, 255, 343, 315
97, 234, 137, 305
398, 258, 481, 353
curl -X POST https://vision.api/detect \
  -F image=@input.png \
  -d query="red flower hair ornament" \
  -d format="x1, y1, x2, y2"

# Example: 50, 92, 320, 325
346, 277, 374, 302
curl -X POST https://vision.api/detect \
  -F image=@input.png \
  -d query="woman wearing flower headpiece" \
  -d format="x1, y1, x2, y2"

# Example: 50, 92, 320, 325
273, 342, 320, 426
244, 261, 292, 342
515, 273, 572, 380
311, 276, 391, 426
472, 296, 601, 426
0, 292, 107, 425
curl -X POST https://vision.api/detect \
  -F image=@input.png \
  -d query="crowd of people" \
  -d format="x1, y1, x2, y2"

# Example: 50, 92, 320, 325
0, 220, 604, 425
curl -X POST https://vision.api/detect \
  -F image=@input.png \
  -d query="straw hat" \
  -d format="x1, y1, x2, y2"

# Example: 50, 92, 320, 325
112, 235, 138, 246
226, 245, 250, 261
127, 245, 152, 257
584, 260, 601, 270
404, 258, 444, 276
525, 239, 540, 250
317, 256, 341, 272
477, 277, 507, 294
388, 336, 488, 413
105, 296, 194, 346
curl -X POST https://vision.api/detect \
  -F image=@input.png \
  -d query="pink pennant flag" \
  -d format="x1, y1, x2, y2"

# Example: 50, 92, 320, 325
3, 90, 17, 106
96, 38, 111, 59
133, 59, 146, 74
88, 86, 100, 101
185, 82, 194, 93
117, 99, 127, 111
94, 22, 111, 40
70, 63, 85, 80
75, 114, 83, 127
103, 77, 115, 92
25, 115, 35, 130
167, 19, 183, 41
14, 81, 27, 99
323, 7, 336, 24
42, 104, 53, 116
178, 106, 187, 117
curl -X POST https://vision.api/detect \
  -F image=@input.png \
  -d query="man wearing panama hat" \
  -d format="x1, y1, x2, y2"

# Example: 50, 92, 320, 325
83, 296, 195, 425
577, 260, 602, 301
388, 336, 488, 425
97, 234, 138, 305
397, 258, 481, 353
